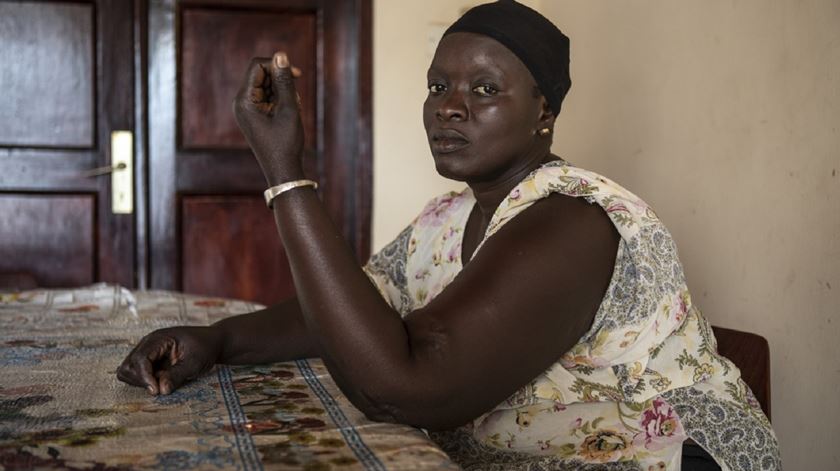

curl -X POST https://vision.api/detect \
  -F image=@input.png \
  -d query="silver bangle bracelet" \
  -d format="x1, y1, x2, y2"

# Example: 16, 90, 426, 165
263, 179, 318, 209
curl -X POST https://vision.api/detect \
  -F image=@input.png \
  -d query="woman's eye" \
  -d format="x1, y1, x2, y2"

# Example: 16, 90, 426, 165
428, 83, 446, 94
473, 84, 498, 96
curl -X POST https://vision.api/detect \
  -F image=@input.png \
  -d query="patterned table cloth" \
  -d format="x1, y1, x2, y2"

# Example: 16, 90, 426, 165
0, 284, 459, 470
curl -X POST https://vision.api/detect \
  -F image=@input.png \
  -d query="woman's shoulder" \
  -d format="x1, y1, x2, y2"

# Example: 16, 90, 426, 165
533, 160, 651, 212
484, 160, 659, 244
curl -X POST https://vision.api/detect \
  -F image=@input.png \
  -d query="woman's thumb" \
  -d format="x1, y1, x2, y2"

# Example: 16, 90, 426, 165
270, 51, 298, 106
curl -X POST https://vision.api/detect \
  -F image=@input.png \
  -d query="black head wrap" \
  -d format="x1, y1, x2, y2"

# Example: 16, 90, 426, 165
443, 0, 571, 115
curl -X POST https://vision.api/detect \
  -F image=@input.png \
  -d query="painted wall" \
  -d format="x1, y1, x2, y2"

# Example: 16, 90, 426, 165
541, 2, 839, 469
373, 1, 840, 468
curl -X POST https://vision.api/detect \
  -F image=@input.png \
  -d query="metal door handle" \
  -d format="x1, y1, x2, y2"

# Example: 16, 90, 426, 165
83, 162, 127, 178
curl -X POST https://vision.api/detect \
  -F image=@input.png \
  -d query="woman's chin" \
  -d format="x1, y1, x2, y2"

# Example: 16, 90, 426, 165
432, 157, 471, 182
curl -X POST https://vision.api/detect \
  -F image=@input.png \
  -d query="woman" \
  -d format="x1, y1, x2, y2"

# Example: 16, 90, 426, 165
118, 2, 780, 469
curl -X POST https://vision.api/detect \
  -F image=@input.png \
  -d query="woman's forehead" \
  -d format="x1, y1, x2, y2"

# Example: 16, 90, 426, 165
428, 32, 531, 81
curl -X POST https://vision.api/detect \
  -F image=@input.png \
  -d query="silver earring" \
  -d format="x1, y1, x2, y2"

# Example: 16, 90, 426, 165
538, 127, 551, 136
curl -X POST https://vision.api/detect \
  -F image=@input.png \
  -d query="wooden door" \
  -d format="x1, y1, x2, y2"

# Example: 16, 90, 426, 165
0, 0, 370, 301
147, 0, 371, 305
0, 0, 137, 289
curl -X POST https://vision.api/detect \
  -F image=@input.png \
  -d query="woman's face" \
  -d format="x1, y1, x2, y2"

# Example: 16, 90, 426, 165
423, 32, 548, 183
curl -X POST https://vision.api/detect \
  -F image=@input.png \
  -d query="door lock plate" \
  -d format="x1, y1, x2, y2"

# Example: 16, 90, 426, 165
111, 131, 134, 214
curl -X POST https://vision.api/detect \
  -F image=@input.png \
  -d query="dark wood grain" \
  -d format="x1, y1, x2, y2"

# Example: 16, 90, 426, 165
96, 0, 136, 287
0, 194, 95, 288
712, 325, 772, 420
181, 195, 295, 304
150, 0, 372, 301
174, 148, 320, 193
180, 7, 316, 150
355, 0, 373, 263
133, 0, 151, 289
0, 2, 95, 148
0, 0, 137, 289
180, 0, 319, 8
0, 149, 101, 190
320, 0, 373, 264
0, 272, 39, 291
149, 0, 179, 289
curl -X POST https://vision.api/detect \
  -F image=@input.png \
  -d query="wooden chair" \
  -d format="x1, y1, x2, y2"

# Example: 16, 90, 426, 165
711, 325, 771, 420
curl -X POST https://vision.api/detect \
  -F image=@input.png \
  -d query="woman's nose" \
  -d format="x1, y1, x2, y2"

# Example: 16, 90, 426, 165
437, 91, 467, 121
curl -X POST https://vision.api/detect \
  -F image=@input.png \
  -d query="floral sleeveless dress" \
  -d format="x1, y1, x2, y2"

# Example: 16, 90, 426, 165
364, 160, 780, 470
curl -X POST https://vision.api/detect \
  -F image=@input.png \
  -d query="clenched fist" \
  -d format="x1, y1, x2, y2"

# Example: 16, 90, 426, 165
117, 326, 222, 395
232, 52, 305, 186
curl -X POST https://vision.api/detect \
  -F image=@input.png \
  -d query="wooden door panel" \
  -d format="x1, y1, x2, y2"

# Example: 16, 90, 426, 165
180, 7, 316, 150
0, 2, 95, 148
150, 0, 371, 304
0, 0, 135, 289
181, 196, 295, 304
0, 194, 95, 287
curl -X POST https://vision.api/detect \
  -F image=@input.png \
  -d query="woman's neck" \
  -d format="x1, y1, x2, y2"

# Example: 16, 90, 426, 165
467, 151, 559, 223
460, 150, 560, 264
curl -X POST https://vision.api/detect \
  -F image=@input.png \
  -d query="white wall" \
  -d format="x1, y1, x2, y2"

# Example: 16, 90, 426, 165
541, 2, 840, 469
373, 1, 840, 469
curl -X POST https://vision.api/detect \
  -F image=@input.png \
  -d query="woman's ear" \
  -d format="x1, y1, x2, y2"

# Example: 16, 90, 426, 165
536, 97, 556, 135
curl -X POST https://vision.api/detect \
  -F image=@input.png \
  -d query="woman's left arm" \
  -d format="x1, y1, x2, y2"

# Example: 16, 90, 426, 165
232, 53, 422, 416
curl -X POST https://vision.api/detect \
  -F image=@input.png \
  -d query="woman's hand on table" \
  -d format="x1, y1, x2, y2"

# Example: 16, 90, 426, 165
117, 326, 222, 395
116, 300, 319, 396
232, 52, 305, 185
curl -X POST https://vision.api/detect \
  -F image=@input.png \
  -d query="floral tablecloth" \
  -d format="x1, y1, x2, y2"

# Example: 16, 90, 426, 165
0, 284, 458, 470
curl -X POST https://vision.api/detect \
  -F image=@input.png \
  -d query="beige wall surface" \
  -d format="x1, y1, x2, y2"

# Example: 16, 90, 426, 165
542, 1, 839, 469
373, 1, 840, 468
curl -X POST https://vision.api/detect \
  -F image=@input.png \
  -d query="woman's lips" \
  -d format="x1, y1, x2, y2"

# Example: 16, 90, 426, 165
431, 130, 470, 154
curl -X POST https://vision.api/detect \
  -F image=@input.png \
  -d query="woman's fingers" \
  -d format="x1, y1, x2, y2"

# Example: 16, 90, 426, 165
241, 57, 268, 103
155, 360, 194, 395
116, 355, 154, 392
232, 58, 273, 115
233, 53, 302, 119
116, 336, 177, 395
117, 353, 160, 395
231, 51, 307, 183
116, 327, 221, 396
153, 340, 192, 395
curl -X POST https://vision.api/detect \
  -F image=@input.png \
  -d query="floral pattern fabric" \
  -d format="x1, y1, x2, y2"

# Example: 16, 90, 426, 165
364, 160, 781, 470
0, 284, 458, 470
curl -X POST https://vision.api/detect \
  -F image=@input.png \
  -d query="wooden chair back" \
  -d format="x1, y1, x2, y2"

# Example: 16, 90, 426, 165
711, 325, 771, 420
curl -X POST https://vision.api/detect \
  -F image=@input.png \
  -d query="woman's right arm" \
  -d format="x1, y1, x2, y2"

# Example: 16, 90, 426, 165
214, 296, 319, 364
116, 297, 318, 395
